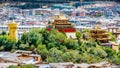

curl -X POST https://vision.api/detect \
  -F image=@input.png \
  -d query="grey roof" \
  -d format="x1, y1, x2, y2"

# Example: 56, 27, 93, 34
0, 57, 19, 63
30, 54, 41, 57
15, 50, 32, 54
0, 52, 21, 63
0, 52, 21, 57
49, 62, 74, 66
0, 51, 40, 64
74, 63, 90, 68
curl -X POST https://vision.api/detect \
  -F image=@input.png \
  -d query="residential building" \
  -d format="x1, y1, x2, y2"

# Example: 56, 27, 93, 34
0, 50, 42, 64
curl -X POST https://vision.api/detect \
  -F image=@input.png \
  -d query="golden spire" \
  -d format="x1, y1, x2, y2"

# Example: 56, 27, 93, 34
8, 20, 19, 41
11, 19, 16, 23
54, 14, 68, 20
95, 25, 101, 29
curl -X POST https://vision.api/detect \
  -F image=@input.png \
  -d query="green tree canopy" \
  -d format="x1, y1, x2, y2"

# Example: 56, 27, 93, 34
76, 31, 82, 39
20, 29, 43, 47
47, 47, 63, 62
8, 65, 37, 68
0, 36, 16, 51
63, 50, 80, 63
37, 44, 48, 61
7, 65, 18, 68
64, 38, 79, 50
20, 64, 37, 68
1, 30, 7, 35
93, 46, 107, 58
46, 29, 66, 49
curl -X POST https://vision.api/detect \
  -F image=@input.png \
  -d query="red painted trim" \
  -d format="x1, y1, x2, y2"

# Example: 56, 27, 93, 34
47, 28, 76, 32
47, 28, 51, 31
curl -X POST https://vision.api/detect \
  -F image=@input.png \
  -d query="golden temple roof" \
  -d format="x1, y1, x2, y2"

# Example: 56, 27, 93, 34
54, 14, 69, 20
8, 19, 19, 26
11, 19, 16, 23
9, 19, 19, 24
94, 25, 101, 29
91, 25, 107, 32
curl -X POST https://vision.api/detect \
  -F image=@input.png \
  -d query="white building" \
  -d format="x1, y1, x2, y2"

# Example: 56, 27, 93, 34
0, 25, 46, 39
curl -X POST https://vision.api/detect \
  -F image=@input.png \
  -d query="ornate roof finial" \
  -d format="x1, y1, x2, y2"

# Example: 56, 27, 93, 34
95, 25, 101, 29
11, 19, 16, 23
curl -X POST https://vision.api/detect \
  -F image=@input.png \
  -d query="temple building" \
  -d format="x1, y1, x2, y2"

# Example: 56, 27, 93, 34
47, 14, 76, 39
90, 25, 110, 43
8, 20, 19, 41
90, 25, 119, 52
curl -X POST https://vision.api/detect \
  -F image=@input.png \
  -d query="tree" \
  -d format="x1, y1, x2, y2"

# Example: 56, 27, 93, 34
19, 43, 29, 50
112, 52, 120, 64
108, 32, 116, 42
33, 28, 48, 45
59, 45, 67, 52
64, 38, 79, 50
0, 46, 4, 51
0, 36, 16, 51
79, 52, 103, 63
1, 30, 7, 35
20, 65, 37, 68
78, 40, 94, 53
103, 47, 116, 59
47, 48, 63, 63
7, 65, 18, 68
37, 44, 48, 61
30, 45, 36, 51
76, 31, 82, 39
82, 29, 90, 40
8, 65, 37, 68
46, 29, 66, 49
20, 29, 43, 47
93, 46, 107, 58
63, 50, 80, 63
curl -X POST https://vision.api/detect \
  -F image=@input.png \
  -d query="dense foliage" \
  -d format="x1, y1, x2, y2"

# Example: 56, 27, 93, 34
8, 65, 37, 68
1, 28, 120, 64
0, 35, 16, 51
18, 29, 120, 64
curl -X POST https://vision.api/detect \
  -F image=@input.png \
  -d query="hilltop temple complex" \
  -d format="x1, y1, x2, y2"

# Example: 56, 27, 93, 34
47, 14, 76, 39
